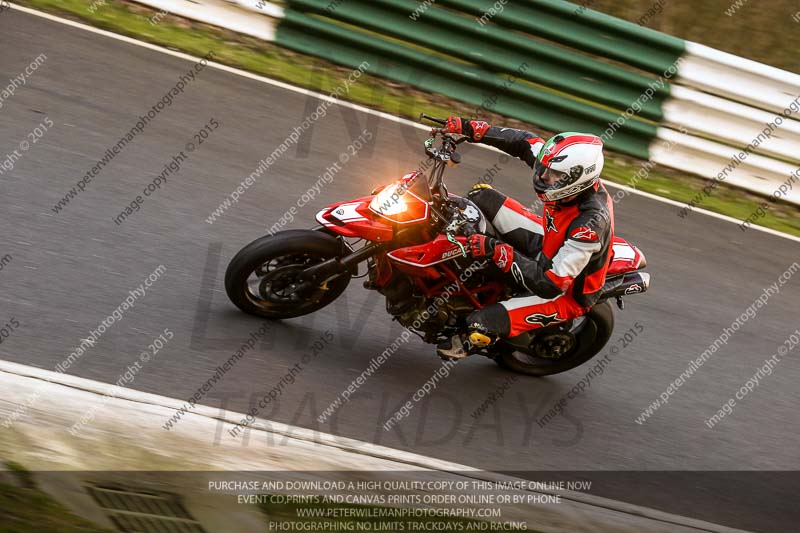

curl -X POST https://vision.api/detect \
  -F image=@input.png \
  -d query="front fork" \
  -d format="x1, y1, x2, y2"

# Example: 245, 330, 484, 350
294, 235, 385, 292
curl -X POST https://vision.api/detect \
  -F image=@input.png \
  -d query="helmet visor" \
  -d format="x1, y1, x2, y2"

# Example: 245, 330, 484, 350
533, 160, 571, 190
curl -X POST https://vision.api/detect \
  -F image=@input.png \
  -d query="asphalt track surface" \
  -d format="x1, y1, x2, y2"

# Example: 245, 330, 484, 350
1, 9, 799, 532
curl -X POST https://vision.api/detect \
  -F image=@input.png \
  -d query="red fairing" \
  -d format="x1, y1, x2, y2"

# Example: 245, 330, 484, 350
372, 252, 395, 287
315, 196, 394, 242
368, 173, 430, 225
387, 234, 469, 278
314, 173, 430, 242
385, 235, 505, 308
608, 236, 646, 275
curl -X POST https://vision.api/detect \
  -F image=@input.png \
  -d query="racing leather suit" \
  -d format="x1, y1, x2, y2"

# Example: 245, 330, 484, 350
465, 124, 615, 338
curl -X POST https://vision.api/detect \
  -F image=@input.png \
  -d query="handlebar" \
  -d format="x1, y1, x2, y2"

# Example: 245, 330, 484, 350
416, 112, 480, 233
419, 114, 469, 144
417, 112, 471, 209
419, 113, 447, 126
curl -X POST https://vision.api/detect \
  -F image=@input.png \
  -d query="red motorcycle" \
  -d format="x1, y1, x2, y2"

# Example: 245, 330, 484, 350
225, 114, 650, 375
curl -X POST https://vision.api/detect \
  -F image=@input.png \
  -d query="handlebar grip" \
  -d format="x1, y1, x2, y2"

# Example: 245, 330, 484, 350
419, 113, 447, 126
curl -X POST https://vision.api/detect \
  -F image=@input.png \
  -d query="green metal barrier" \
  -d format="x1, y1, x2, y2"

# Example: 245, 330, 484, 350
285, 0, 668, 120
436, 0, 686, 74
275, 0, 682, 159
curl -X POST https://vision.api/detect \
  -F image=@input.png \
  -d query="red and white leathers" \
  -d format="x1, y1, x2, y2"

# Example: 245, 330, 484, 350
463, 124, 615, 339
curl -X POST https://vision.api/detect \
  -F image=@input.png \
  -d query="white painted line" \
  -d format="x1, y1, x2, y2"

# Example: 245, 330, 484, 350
8, 3, 800, 244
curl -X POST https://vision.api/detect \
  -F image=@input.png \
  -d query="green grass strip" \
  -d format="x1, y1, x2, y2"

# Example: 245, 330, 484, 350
0, 462, 109, 532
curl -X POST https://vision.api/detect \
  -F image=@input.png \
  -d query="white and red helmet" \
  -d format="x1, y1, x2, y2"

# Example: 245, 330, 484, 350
532, 133, 604, 202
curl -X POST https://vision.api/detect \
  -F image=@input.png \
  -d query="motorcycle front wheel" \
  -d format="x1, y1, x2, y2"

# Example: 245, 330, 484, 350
224, 229, 351, 319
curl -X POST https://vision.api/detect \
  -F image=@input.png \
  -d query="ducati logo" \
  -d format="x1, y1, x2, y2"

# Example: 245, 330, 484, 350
545, 210, 557, 233
441, 248, 463, 260
524, 311, 560, 326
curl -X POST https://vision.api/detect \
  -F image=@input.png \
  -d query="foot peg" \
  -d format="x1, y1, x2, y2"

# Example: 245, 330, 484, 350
436, 335, 469, 359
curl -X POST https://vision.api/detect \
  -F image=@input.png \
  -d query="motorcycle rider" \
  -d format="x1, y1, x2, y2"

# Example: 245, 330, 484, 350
436, 117, 615, 359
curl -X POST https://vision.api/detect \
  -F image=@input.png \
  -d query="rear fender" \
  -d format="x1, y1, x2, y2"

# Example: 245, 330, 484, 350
608, 237, 646, 276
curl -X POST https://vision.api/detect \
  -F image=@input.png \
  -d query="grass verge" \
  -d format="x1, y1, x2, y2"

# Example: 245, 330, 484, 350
0, 461, 109, 532
14, 0, 800, 237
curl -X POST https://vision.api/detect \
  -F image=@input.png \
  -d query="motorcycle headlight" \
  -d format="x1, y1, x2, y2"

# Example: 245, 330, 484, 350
369, 184, 409, 216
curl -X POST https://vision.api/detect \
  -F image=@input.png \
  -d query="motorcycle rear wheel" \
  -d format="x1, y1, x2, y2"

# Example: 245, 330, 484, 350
225, 229, 350, 319
496, 301, 614, 376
